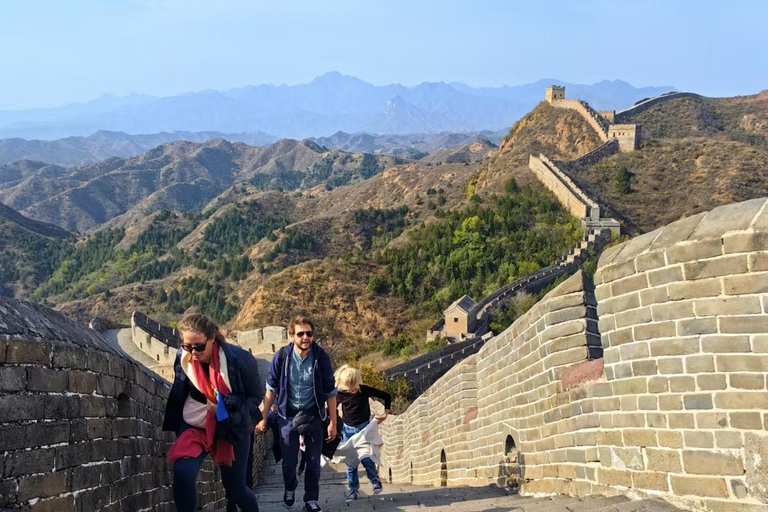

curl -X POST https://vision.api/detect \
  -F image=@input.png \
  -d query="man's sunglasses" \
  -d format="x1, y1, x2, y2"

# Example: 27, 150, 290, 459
181, 340, 209, 352
295, 331, 314, 338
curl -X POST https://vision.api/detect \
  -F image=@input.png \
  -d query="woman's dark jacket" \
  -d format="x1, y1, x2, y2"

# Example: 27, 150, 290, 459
163, 340, 263, 444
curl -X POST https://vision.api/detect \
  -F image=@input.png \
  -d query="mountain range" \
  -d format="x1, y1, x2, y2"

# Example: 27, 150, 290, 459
3, 87, 767, 366
0, 129, 506, 168
0, 138, 407, 233
0, 73, 675, 140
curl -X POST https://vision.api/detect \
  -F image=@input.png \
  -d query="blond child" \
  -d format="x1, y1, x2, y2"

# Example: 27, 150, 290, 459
334, 365, 391, 502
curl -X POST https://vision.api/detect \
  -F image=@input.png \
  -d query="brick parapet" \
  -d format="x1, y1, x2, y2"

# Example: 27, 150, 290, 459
592, 197, 768, 510
381, 272, 606, 491
551, 99, 610, 141
0, 301, 269, 511
614, 93, 702, 122
382, 198, 768, 512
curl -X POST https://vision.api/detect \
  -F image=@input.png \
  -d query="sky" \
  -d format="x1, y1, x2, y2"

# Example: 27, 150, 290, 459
0, 0, 766, 110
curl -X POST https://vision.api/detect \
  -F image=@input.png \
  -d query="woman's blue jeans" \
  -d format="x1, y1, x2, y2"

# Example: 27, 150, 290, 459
173, 424, 259, 512
342, 421, 379, 491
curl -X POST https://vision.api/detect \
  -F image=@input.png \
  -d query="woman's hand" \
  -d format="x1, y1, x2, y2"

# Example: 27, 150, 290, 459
375, 411, 389, 424
255, 419, 268, 434
206, 400, 217, 415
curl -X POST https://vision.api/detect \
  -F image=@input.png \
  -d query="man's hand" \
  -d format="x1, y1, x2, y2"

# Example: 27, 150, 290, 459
326, 420, 337, 442
375, 412, 388, 424
206, 400, 217, 415
255, 419, 267, 433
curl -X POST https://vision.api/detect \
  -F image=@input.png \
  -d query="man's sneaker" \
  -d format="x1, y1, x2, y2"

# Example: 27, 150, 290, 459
372, 478, 383, 495
283, 490, 295, 508
345, 489, 358, 503
305, 500, 322, 512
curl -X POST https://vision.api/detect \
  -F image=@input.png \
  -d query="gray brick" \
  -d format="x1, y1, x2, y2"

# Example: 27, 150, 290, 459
716, 354, 768, 372
723, 230, 768, 254
695, 297, 761, 316
634, 321, 676, 341
636, 251, 667, 272
678, 318, 717, 336
640, 286, 669, 306
749, 253, 768, 271
723, 272, 768, 295
719, 315, 768, 334
684, 255, 748, 280
615, 307, 652, 329
7, 341, 52, 364
701, 335, 751, 353
0, 394, 46, 422
651, 301, 694, 321
18, 471, 68, 501
611, 274, 648, 297
648, 266, 684, 287
684, 394, 714, 410
619, 342, 649, 361
650, 337, 699, 356
0, 367, 27, 392
667, 239, 723, 264
3, 448, 56, 477
26, 368, 68, 392
668, 278, 722, 301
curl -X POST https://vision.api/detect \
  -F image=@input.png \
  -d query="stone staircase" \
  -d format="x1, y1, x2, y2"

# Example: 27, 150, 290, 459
228, 455, 684, 512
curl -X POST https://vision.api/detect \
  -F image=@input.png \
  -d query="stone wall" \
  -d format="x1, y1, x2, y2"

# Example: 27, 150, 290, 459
593, 197, 768, 511
0, 300, 271, 511
550, 99, 610, 141
528, 154, 598, 220
263, 326, 287, 344
381, 198, 768, 512
381, 271, 603, 488
614, 93, 702, 123
130, 311, 178, 367
559, 139, 619, 169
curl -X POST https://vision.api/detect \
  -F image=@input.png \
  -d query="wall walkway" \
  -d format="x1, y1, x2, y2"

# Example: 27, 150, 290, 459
615, 93, 702, 123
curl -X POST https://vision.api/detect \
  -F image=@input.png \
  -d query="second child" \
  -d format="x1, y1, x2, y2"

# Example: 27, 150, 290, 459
334, 365, 391, 502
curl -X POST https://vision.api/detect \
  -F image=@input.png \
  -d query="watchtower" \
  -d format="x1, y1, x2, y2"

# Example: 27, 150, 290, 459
545, 85, 565, 104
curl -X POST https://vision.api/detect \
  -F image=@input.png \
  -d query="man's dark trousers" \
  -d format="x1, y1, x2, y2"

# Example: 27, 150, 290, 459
277, 415, 324, 502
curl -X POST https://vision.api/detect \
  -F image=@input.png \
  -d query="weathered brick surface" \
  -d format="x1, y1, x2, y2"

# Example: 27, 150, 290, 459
0, 299, 246, 512
381, 200, 768, 512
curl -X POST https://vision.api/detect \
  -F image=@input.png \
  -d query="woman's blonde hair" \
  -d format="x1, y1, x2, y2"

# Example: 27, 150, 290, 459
334, 364, 363, 392
177, 313, 226, 344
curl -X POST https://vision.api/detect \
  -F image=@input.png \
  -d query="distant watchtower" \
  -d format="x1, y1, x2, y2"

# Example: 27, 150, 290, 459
545, 85, 565, 104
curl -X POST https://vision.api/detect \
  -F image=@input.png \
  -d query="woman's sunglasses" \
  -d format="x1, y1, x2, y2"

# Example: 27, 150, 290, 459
181, 339, 210, 352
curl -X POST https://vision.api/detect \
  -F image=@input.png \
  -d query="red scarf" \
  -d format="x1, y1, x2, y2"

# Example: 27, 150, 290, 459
168, 341, 235, 467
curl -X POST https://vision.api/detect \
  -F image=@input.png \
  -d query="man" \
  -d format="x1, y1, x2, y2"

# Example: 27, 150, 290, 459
256, 317, 337, 512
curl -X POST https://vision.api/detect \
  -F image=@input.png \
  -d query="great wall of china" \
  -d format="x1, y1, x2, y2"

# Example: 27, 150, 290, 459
379, 197, 768, 512
2, 88, 767, 511
390, 86, 624, 391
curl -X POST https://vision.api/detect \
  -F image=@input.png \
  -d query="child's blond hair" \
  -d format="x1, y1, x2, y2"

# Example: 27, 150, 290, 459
335, 364, 363, 392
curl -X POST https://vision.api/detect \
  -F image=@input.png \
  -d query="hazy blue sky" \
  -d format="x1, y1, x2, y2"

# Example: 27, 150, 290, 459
1, 0, 766, 109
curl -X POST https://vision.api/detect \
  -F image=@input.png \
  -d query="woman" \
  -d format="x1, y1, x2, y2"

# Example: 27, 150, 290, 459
334, 365, 391, 503
162, 313, 262, 512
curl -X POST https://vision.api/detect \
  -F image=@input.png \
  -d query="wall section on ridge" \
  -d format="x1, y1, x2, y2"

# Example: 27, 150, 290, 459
382, 197, 768, 512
